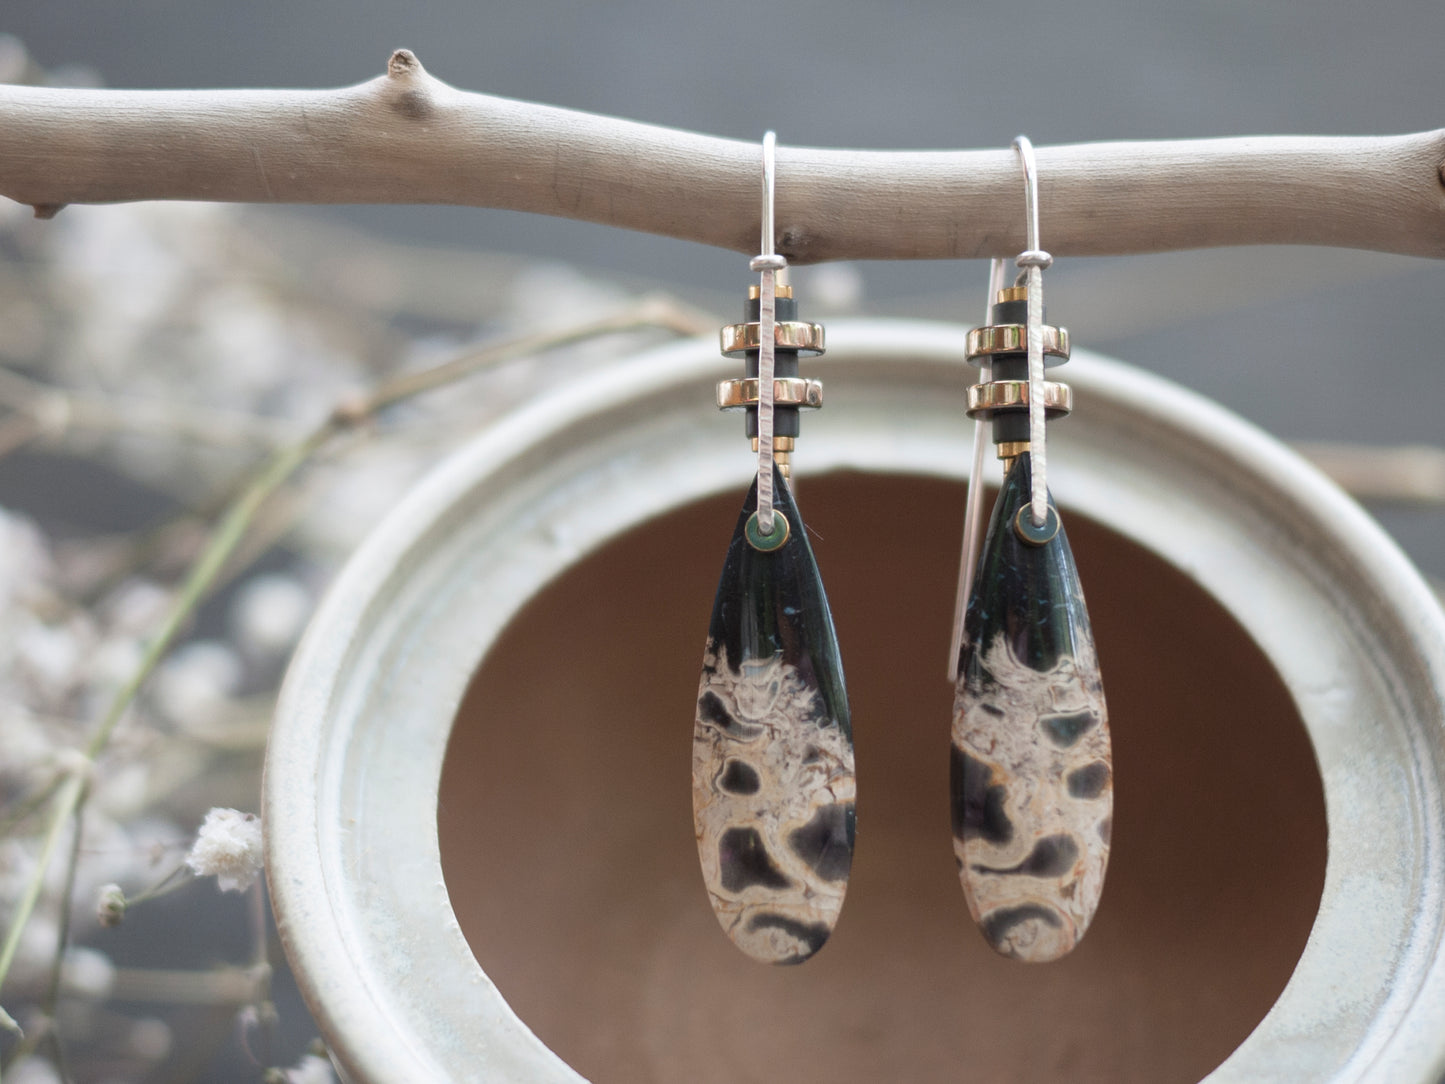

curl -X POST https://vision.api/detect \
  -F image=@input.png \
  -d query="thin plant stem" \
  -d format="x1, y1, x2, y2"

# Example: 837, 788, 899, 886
0, 773, 86, 1022
0, 364, 291, 450
247, 882, 274, 1068
125, 863, 194, 908
83, 298, 713, 759
361, 295, 712, 411
0, 775, 64, 839
79, 297, 711, 605
249, 881, 269, 975
74, 503, 230, 608
34, 801, 84, 1081
107, 967, 260, 1005
84, 427, 329, 763
0, 297, 717, 1069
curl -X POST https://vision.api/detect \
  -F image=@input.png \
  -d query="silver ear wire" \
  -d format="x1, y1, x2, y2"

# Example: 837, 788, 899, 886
1012, 135, 1052, 528
718, 131, 827, 549
948, 135, 1061, 680
949, 256, 1008, 681
748, 131, 785, 537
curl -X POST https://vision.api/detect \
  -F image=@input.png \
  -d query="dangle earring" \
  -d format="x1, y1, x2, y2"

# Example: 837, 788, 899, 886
947, 136, 1111, 963
692, 132, 854, 965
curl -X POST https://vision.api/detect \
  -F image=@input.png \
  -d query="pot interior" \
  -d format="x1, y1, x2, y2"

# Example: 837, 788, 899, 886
439, 471, 1326, 1084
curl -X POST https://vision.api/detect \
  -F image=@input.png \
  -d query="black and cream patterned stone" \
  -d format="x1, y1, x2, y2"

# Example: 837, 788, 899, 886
952, 453, 1112, 963
694, 646, 854, 963
693, 467, 854, 965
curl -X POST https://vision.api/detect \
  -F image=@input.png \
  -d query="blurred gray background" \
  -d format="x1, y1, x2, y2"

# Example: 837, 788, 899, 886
2, 2, 1441, 1078
8, 0, 1444, 448
9, 1, 1443, 561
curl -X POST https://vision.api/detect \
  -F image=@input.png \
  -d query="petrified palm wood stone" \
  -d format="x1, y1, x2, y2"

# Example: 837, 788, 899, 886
952, 453, 1111, 963
694, 467, 854, 965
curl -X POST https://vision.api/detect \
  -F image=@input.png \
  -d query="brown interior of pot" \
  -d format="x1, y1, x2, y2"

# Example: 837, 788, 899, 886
439, 472, 1327, 1084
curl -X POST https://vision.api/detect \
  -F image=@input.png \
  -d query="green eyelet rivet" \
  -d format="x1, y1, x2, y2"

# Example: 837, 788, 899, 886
745, 510, 791, 552
1013, 504, 1060, 547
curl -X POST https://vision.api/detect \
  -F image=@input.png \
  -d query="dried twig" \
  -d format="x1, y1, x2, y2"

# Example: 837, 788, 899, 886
0, 365, 296, 456
0, 295, 715, 1040
0, 773, 86, 1039
1294, 442, 1445, 505
1, 51, 1442, 260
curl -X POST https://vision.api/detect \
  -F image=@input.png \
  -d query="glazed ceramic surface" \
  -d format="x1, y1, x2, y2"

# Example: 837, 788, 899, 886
266, 320, 1445, 1084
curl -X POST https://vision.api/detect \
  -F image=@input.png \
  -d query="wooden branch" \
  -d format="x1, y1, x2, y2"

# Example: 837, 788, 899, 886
2, 50, 1443, 261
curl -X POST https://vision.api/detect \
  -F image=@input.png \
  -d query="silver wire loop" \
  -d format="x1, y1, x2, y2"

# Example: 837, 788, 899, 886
753, 130, 784, 539
1014, 136, 1042, 256
949, 137, 1057, 677
759, 131, 778, 259
949, 256, 1008, 681
1013, 135, 1049, 528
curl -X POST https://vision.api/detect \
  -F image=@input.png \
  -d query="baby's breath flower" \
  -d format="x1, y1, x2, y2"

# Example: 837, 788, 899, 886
96, 883, 126, 928
265, 1052, 335, 1084
231, 573, 312, 658
290, 1054, 337, 1084
60, 946, 115, 999
6, 1057, 62, 1084
153, 640, 243, 730
0, 508, 54, 612
185, 808, 263, 892
127, 1017, 173, 1061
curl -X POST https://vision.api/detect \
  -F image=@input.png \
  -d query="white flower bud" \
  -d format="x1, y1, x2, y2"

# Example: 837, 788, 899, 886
60, 946, 115, 999
127, 1017, 173, 1061
10, 913, 59, 988
15, 622, 87, 700
96, 883, 126, 928
0, 508, 54, 611
231, 573, 312, 658
185, 808, 263, 893
88, 636, 145, 690
153, 641, 243, 730
6, 1058, 63, 1084
285, 1053, 336, 1084
103, 578, 172, 636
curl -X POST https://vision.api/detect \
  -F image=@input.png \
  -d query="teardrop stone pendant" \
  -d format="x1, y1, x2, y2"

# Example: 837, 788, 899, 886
693, 467, 854, 964
952, 452, 1111, 962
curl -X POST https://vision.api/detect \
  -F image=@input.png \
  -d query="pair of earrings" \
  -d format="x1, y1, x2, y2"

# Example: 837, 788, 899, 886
691, 134, 1112, 966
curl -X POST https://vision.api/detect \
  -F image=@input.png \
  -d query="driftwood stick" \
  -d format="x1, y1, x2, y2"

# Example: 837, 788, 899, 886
2, 50, 1443, 261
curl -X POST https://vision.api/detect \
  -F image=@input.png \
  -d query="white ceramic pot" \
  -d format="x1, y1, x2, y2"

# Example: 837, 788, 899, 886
265, 320, 1445, 1083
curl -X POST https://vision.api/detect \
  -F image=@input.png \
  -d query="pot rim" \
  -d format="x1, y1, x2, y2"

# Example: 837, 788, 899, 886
265, 318, 1445, 1084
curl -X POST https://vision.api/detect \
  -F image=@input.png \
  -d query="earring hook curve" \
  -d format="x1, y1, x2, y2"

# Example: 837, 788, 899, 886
1012, 134, 1051, 528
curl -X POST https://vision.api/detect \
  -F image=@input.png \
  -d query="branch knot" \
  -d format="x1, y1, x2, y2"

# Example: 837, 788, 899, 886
387, 50, 421, 78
